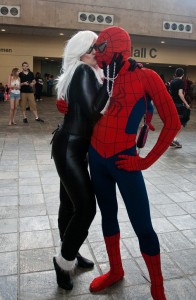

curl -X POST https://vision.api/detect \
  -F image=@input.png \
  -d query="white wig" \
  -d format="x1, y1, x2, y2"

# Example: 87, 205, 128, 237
56, 30, 100, 100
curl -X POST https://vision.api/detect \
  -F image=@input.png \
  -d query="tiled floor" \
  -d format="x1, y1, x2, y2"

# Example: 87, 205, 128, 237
0, 98, 196, 300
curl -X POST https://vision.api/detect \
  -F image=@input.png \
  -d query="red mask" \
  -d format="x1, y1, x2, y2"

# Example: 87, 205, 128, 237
95, 26, 131, 68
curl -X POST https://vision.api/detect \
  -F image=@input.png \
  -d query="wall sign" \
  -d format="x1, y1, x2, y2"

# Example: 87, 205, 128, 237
0, 48, 13, 53
131, 47, 157, 59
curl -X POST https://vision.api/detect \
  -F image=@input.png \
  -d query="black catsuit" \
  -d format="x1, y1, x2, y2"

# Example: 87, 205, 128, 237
52, 64, 108, 261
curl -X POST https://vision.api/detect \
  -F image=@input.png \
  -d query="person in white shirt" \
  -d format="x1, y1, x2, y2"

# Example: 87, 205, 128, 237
7, 68, 21, 125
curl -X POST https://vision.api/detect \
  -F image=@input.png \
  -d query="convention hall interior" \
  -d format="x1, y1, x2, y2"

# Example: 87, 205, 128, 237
0, 0, 196, 96
0, 1, 196, 300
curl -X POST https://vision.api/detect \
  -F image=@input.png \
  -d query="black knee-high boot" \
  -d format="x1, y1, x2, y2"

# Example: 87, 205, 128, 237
53, 252, 75, 290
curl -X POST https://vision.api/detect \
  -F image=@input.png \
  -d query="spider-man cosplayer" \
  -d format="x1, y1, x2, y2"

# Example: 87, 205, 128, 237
88, 27, 181, 299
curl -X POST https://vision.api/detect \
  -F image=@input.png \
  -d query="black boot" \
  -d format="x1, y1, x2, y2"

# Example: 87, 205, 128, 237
53, 257, 73, 290
76, 253, 94, 268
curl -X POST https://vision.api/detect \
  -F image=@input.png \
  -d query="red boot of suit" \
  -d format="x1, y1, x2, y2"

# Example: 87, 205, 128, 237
142, 253, 166, 300
90, 233, 124, 292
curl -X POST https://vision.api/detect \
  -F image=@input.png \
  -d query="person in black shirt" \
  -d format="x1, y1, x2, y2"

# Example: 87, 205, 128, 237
169, 68, 190, 148
19, 62, 44, 123
35, 72, 44, 102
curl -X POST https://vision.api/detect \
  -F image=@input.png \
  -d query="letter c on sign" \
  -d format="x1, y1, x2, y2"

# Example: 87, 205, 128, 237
149, 48, 157, 58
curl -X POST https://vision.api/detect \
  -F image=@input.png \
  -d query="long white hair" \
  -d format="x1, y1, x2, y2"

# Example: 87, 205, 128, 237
56, 30, 102, 100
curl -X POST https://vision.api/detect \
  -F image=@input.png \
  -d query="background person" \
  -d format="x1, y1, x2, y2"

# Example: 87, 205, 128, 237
19, 62, 44, 123
35, 72, 44, 102
7, 68, 21, 125
169, 68, 190, 148
47, 74, 54, 97
0, 82, 5, 101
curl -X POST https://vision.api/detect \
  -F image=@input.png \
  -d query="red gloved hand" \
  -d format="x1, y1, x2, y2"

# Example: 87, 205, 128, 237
116, 155, 144, 171
56, 99, 68, 114
148, 123, 155, 131
145, 112, 155, 131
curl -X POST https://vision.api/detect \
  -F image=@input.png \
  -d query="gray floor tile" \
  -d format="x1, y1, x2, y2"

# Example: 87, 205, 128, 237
165, 278, 196, 300
137, 252, 184, 282
174, 181, 196, 192
167, 191, 195, 203
178, 201, 196, 214
122, 237, 141, 258
189, 274, 196, 287
88, 224, 105, 242
156, 184, 183, 193
0, 165, 18, 172
158, 231, 194, 252
20, 248, 54, 273
19, 164, 38, 171
148, 193, 174, 205
154, 203, 187, 217
19, 184, 43, 195
149, 204, 163, 218
40, 176, 59, 185
169, 249, 196, 275
0, 186, 18, 196
19, 216, 50, 232
0, 233, 17, 252
119, 222, 136, 239
20, 271, 65, 300
91, 240, 131, 263
49, 214, 58, 229
19, 177, 41, 186
112, 284, 150, 300
0, 252, 17, 276
19, 170, 40, 178
0, 275, 17, 300
45, 202, 59, 215
44, 192, 59, 203
182, 229, 196, 245
188, 191, 196, 200
19, 203, 47, 217
20, 230, 53, 250
52, 229, 60, 247
0, 218, 18, 234
42, 183, 59, 193
19, 193, 45, 205
167, 215, 196, 230
117, 208, 130, 223
151, 217, 176, 233
0, 179, 18, 188
0, 99, 196, 299
0, 206, 18, 219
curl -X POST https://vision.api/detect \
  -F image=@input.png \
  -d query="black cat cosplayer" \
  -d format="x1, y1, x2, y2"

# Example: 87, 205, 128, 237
51, 30, 123, 290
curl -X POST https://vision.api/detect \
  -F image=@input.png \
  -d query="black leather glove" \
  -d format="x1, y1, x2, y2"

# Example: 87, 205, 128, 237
102, 53, 125, 79
102, 53, 125, 97
128, 58, 143, 71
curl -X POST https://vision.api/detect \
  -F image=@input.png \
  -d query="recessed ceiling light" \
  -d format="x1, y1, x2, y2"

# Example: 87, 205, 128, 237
45, 57, 49, 60
1, 29, 6, 32
161, 41, 165, 44
168, 66, 172, 67
59, 33, 64, 36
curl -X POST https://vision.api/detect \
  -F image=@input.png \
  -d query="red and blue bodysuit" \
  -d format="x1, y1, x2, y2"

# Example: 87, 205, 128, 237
88, 27, 181, 299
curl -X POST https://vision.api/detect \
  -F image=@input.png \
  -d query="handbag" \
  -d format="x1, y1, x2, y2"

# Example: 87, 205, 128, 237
136, 92, 150, 150
137, 123, 149, 149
